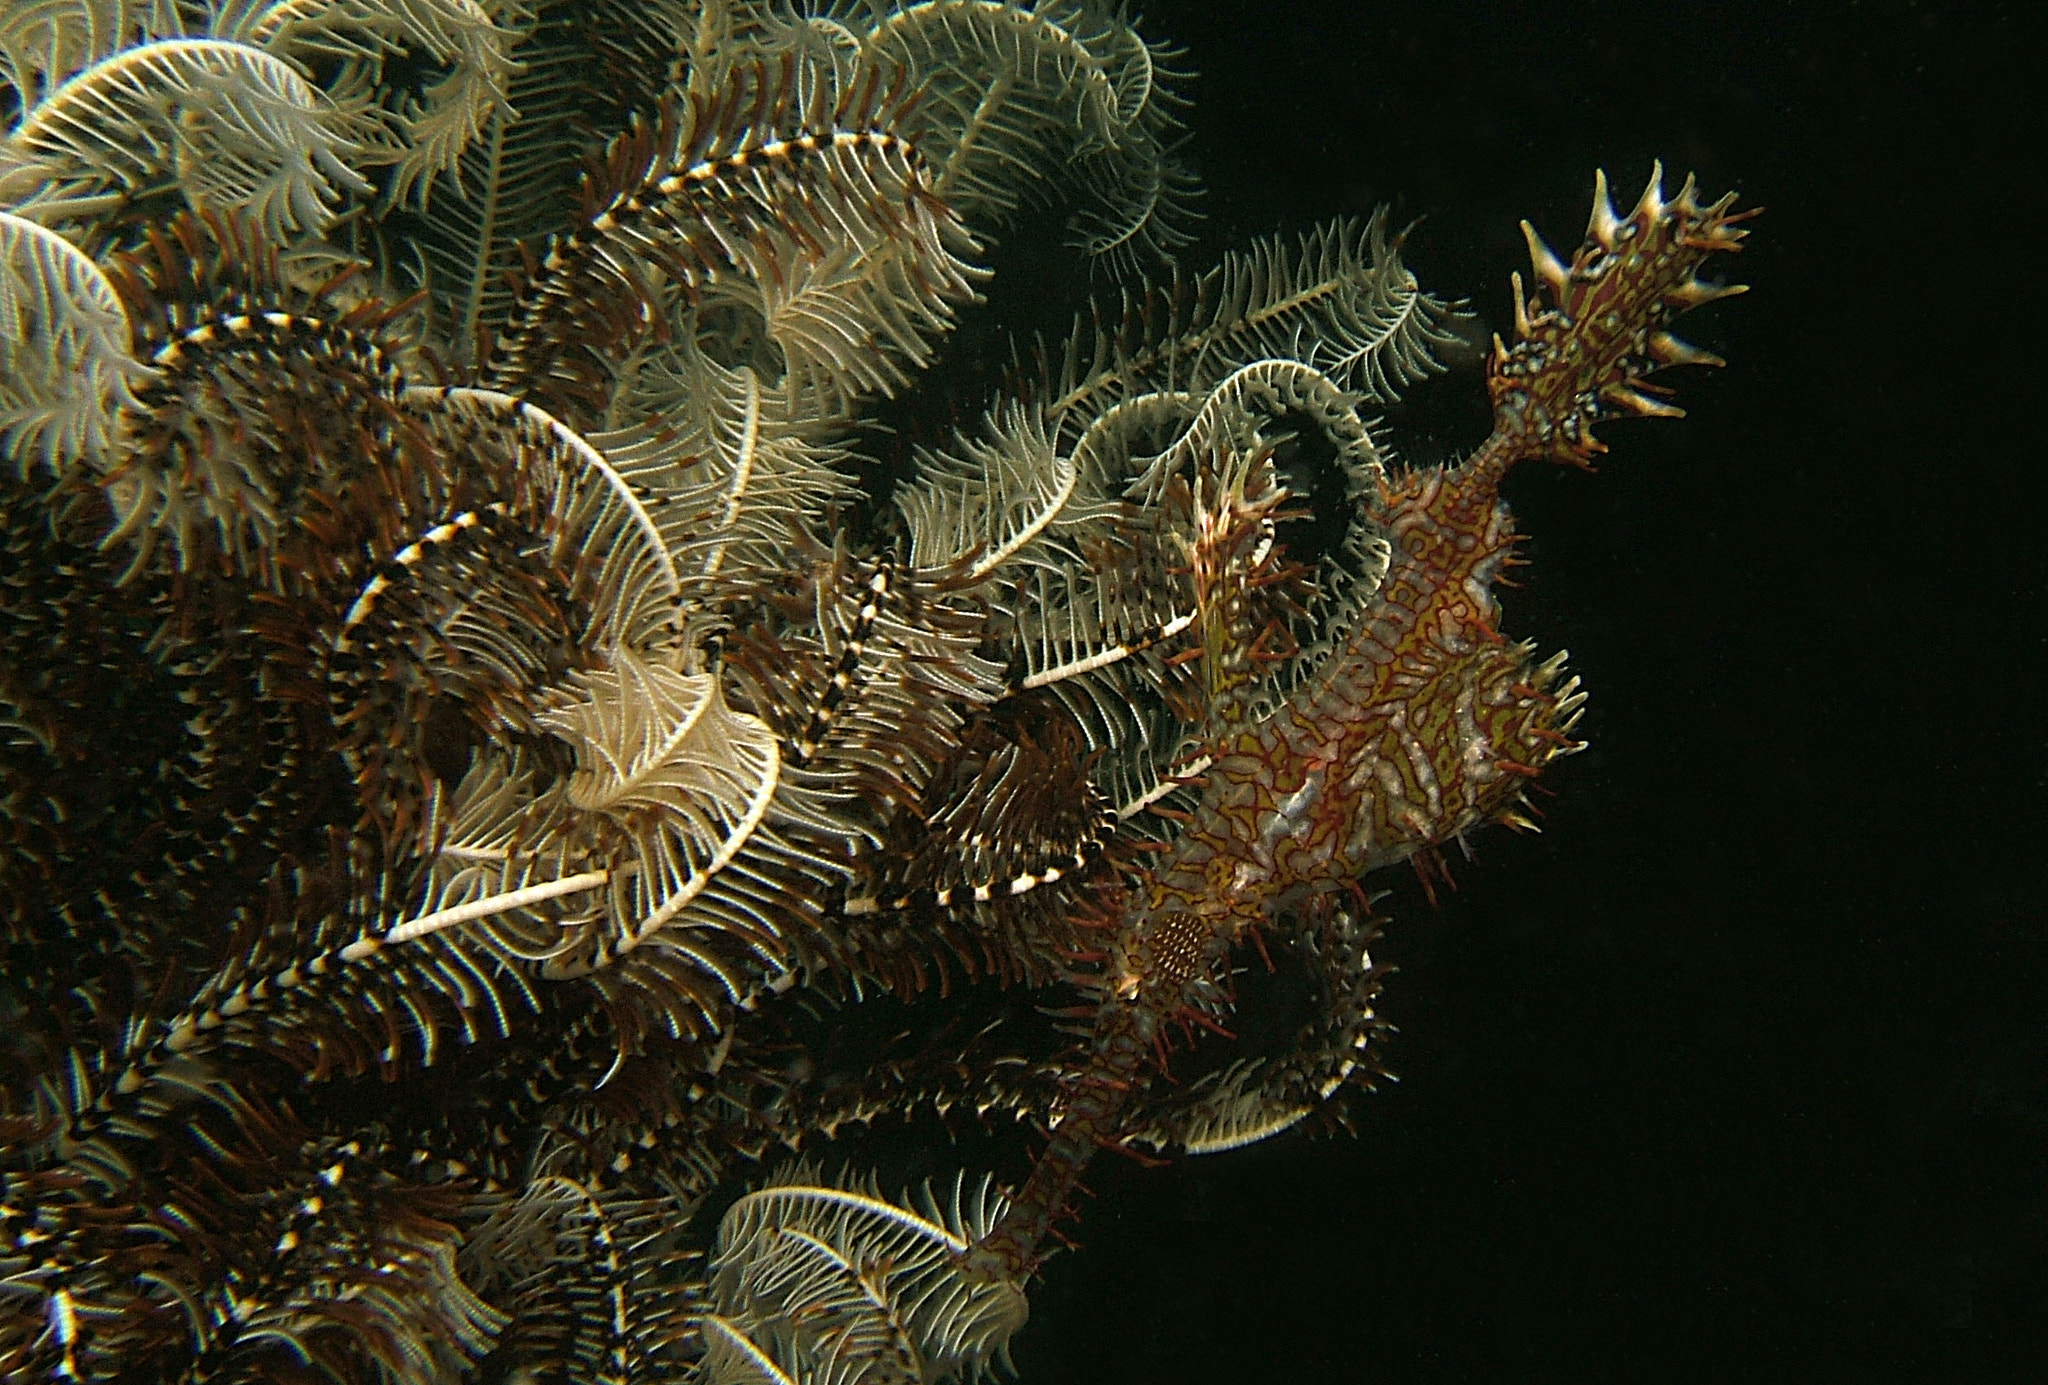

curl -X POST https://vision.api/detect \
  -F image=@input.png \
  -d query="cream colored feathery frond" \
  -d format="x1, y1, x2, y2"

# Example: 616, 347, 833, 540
705, 1171, 1027, 1385
937, 396, 1199, 715
1173, 213, 1469, 401
393, 9, 588, 361
0, 0, 185, 110
225, 0, 528, 211
712, 132, 986, 419
725, 3, 861, 114
998, 549, 1197, 815
385, 749, 601, 953
1039, 214, 1467, 443
546, 650, 766, 823
536, 647, 782, 963
898, 398, 1101, 579
392, 663, 785, 1000
0, 37, 372, 237
0, 210, 153, 473
849, 0, 1197, 265
410, 385, 681, 649
602, 350, 863, 578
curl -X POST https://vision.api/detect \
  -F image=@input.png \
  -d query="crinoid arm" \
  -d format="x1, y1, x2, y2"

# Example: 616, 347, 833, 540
0, 210, 154, 468
1, 37, 373, 236
701, 1170, 1029, 1385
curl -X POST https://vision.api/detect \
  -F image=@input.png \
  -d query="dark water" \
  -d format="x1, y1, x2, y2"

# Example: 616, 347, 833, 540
1013, 3, 2045, 1380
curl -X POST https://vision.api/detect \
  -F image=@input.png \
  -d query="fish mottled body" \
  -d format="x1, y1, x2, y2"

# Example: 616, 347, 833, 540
970, 164, 1752, 1280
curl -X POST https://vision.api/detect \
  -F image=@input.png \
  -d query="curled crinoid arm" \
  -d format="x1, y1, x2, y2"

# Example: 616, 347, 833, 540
850, 0, 1200, 269
702, 1168, 1029, 1385
0, 212, 155, 472
87, 211, 427, 582
1487, 162, 1755, 467
487, 59, 986, 421
1119, 894, 1394, 1156
0, 36, 374, 238
531, 648, 786, 979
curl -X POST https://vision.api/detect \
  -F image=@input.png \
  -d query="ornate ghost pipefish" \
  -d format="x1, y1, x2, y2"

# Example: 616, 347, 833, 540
961, 164, 1755, 1281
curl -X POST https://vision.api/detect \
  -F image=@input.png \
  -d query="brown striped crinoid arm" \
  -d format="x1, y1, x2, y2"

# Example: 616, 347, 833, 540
485, 59, 986, 423
94, 211, 437, 585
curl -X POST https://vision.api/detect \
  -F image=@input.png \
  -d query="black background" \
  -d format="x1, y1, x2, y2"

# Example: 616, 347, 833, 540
999, 2, 2045, 1380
